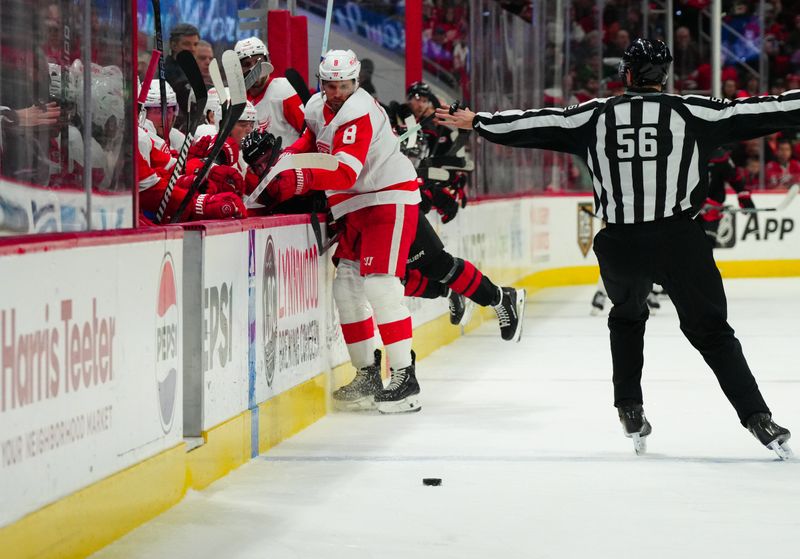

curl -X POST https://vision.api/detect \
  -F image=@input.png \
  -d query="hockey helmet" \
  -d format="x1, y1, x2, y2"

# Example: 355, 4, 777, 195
406, 81, 440, 105
235, 37, 268, 60
241, 101, 257, 122
619, 38, 673, 87
91, 77, 125, 129
144, 80, 178, 109
318, 49, 360, 83
205, 87, 221, 122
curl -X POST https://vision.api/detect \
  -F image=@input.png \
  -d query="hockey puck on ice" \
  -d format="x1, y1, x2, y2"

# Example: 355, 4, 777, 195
422, 478, 442, 486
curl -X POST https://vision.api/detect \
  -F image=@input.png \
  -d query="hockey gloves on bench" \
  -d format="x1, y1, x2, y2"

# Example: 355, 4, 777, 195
262, 168, 314, 206
171, 175, 246, 220
194, 192, 247, 219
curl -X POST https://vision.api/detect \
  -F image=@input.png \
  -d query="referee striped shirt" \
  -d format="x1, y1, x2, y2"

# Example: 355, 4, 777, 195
472, 90, 800, 223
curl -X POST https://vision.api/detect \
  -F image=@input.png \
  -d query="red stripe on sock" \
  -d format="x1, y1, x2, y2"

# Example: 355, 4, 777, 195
463, 266, 484, 297
341, 317, 375, 344
411, 275, 428, 297
377, 316, 412, 346
448, 260, 477, 295
404, 269, 426, 297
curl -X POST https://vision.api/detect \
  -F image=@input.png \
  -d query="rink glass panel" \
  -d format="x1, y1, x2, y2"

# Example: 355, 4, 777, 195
468, 0, 670, 195
0, 0, 134, 235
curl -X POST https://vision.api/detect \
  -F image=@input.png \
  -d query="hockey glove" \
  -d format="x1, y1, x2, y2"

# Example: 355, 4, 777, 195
451, 172, 469, 208
188, 135, 240, 166
215, 137, 240, 166
261, 168, 313, 206
195, 192, 246, 219
429, 186, 459, 223
187, 135, 214, 161
737, 190, 755, 209
207, 165, 245, 195
701, 198, 723, 222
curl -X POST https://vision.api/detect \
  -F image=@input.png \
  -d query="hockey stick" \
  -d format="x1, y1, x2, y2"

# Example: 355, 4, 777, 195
398, 123, 421, 143
60, 0, 71, 179
243, 153, 339, 208
209, 59, 229, 122
403, 116, 418, 149
701, 184, 800, 215
155, 51, 208, 224
728, 184, 800, 213
169, 51, 247, 223
138, 50, 162, 113
776, 183, 799, 210
151, 0, 169, 138
321, 0, 334, 59
285, 68, 312, 105
320, 230, 340, 255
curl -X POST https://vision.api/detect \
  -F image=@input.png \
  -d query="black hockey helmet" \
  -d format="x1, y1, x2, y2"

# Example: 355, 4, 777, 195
407, 81, 440, 106
619, 38, 673, 87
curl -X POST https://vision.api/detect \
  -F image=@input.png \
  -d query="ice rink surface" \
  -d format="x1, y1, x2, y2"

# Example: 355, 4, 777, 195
93, 278, 800, 559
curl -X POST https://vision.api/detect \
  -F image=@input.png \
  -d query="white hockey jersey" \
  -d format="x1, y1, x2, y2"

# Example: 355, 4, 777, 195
300, 88, 420, 218
249, 77, 305, 147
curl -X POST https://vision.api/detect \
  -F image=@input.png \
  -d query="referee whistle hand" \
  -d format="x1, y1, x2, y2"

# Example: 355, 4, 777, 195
435, 104, 475, 130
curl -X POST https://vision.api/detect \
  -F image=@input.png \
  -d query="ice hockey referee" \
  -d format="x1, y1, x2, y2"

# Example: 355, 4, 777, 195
436, 38, 795, 459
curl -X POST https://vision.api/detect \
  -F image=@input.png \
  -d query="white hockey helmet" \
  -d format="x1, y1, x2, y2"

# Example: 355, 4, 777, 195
205, 87, 221, 121
93, 76, 125, 126
235, 37, 268, 60
72, 73, 124, 130
101, 65, 123, 87
144, 80, 178, 109
318, 49, 360, 83
241, 101, 257, 122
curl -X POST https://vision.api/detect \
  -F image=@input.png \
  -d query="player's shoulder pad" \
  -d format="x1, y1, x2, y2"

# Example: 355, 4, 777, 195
303, 92, 325, 115
331, 88, 372, 127
267, 76, 301, 100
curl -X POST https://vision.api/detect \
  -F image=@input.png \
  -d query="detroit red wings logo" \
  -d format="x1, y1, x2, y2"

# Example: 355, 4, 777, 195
258, 116, 272, 134
316, 142, 331, 154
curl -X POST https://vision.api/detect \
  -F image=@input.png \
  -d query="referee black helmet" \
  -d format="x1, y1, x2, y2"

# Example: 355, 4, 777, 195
619, 38, 673, 87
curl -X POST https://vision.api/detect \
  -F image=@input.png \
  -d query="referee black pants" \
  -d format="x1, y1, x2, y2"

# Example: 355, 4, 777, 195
593, 213, 769, 425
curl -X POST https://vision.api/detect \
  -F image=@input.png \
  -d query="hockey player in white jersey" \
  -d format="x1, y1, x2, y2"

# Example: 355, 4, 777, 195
261, 49, 422, 414
142, 80, 185, 152
235, 37, 305, 147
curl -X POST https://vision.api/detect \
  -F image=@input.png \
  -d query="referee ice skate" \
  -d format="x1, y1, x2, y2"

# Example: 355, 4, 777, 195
436, 38, 795, 459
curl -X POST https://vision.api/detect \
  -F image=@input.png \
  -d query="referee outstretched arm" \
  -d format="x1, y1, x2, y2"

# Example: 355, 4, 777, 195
437, 72, 800, 226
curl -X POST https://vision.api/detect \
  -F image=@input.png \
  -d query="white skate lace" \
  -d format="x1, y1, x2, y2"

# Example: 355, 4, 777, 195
494, 296, 511, 328
385, 368, 408, 391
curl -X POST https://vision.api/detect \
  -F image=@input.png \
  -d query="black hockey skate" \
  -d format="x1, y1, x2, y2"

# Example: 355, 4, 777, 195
448, 289, 466, 325
333, 350, 382, 411
493, 287, 526, 342
590, 290, 606, 316
375, 351, 421, 414
618, 403, 652, 455
746, 413, 793, 460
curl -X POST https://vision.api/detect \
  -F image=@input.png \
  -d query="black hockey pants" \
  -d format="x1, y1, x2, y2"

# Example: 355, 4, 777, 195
593, 212, 769, 425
